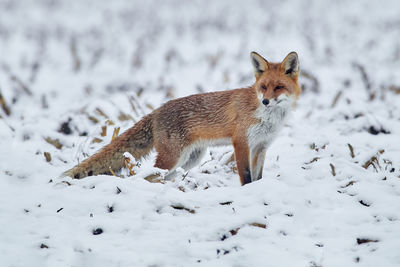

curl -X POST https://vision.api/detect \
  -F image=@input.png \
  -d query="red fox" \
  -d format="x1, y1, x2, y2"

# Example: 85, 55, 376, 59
64, 52, 301, 185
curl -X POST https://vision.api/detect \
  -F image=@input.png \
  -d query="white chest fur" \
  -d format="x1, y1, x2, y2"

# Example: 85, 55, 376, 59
247, 97, 293, 149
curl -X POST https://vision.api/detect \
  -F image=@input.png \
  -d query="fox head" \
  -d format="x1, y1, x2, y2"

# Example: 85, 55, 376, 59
250, 51, 301, 108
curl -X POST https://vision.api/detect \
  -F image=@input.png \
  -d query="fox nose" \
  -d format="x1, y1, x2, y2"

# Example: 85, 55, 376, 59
262, 99, 269, 106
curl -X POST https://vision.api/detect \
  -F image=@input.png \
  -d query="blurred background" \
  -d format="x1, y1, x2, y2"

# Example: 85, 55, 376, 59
1, 1, 400, 266
0, 0, 399, 173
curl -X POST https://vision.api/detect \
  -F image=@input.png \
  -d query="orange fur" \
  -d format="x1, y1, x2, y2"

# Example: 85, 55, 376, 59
64, 52, 301, 185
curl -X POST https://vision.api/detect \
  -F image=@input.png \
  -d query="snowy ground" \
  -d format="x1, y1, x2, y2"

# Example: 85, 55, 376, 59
1, 0, 400, 266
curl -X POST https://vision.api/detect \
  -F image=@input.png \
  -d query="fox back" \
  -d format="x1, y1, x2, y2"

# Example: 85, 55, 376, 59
64, 51, 301, 185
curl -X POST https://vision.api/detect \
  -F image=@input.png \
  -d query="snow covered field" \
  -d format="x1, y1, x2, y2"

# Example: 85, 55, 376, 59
1, 0, 400, 266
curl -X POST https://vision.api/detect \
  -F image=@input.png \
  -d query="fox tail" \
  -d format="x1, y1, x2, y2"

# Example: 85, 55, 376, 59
63, 114, 154, 179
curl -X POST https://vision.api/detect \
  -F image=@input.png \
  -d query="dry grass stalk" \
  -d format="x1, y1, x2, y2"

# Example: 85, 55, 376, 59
229, 228, 240, 236
145, 103, 154, 111
226, 223, 266, 239
305, 157, 320, 165
112, 127, 120, 141
352, 62, 371, 91
92, 137, 103, 144
95, 107, 109, 120
10, 75, 32, 96
144, 173, 165, 183
44, 152, 52, 162
347, 143, 355, 158
170, 204, 195, 214
128, 95, 140, 117
363, 149, 384, 171
330, 163, 336, 176
44, 137, 63, 149
101, 125, 107, 137
108, 167, 118, 177
124, 156, 136, 176
341, 180, 356, 188
0, 91, 11, 116
118, 112, 134, 122
352, 62, 375, 100
388, 85, 400, 94
105, 119, 115, 126
137, 88, 144, 97
310, 143, 326, 152
250, 222, 267, 229
87, 115, 99, 124
331, 90, 342, 108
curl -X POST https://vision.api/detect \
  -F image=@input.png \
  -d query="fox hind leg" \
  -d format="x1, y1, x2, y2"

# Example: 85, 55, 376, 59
181, 148, 206, 171
154, 146, 181, 180
165, 148, 206, 180
163, 148, 206, 180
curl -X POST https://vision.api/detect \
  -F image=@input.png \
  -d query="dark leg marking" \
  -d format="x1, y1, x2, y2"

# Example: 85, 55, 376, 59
243, 167, 252, 185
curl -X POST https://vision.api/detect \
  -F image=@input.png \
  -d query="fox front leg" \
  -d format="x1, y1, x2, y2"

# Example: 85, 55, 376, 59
233, 135, 251, 185
251, 144, 266, 181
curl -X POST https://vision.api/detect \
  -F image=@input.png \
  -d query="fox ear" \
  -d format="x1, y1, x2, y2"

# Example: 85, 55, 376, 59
250, 52, 269, 79
281, 52, 299, 78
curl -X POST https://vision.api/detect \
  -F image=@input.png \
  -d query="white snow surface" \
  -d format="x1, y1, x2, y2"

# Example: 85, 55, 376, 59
1, 0, 400, 266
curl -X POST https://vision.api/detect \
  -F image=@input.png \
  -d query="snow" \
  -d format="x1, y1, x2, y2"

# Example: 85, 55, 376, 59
1, 0, 400, 266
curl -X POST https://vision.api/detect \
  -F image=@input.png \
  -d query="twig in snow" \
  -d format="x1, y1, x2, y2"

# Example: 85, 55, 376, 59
330, 163, 336, 176
40, 243, 49, 249
101, 125, 107, 137
44, 137, 63, 149
10, 74, 32, 96
305, 157, 320, 165
352, 62, 375, 100
44, 152, 52, 162
108, 167, 118, 177
116, 186, 122, 194
357, 238, 378, 245
347, 143, 355, 158
331, 90, 342, 108
0, 91, 11, 115
341, 180, 356, 188
171, 204, 195, 214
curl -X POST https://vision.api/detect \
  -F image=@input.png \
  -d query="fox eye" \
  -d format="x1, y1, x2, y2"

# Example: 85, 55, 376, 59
261, 84, 267, 90
274, 85, 284, 91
